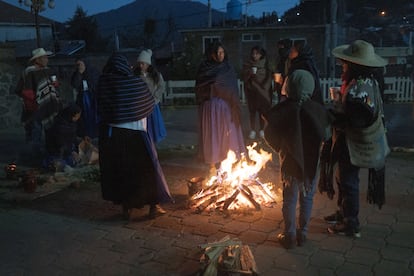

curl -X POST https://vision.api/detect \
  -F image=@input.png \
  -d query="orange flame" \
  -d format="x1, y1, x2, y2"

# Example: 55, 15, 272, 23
192, 143, 279, 211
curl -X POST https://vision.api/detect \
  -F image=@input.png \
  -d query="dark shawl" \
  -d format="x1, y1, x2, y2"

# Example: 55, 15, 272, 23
288, 44, 324, 104
45, 104, 81, 158
97, 53, 154, 125
264, 100, 331, 182
195, 59, 241, 122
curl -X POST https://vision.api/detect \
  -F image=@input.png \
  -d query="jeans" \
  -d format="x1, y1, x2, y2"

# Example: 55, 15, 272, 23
336, 139, 360, 229
25, 119, 43, 154
282, 176, 316, 236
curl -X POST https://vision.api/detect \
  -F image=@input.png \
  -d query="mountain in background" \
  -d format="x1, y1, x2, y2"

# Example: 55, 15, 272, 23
91, 0, 226, 50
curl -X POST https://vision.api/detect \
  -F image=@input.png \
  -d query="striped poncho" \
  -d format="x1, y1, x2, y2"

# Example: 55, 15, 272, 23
97, 53, 154, 125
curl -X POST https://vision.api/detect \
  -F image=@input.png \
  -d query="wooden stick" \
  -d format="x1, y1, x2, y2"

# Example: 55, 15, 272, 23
240, 188, 261, 210
223, 189, 240, 210
253, 179, 277, 203
196, 195, 218, 213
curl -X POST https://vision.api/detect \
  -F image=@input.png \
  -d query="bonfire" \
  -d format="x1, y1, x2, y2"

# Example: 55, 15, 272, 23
190, 143, 279, 213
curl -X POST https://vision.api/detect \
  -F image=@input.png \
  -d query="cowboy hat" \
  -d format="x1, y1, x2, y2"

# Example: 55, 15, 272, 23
332, 40, 387, 67
30, 48, 53, 61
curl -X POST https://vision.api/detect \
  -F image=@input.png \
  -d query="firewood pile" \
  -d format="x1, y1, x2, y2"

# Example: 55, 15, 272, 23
189, 176, 277, 213
199, 236, 259, 276
189, 146, 277, 213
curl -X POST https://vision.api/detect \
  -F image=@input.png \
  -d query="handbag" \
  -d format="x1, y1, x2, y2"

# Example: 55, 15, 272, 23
21, 89, 38, 112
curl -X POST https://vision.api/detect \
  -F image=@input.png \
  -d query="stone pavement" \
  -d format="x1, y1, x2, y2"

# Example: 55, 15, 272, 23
0, 105, 413, 275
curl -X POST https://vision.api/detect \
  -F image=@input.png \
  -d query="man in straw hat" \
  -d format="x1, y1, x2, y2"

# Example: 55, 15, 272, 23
318, 40, 390, 238
15, 47, 61, 160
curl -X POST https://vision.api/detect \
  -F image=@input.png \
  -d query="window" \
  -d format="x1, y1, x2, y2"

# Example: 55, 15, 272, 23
202, 36, 221, 54
242, 33, 262, 42
291, 38, 307, 46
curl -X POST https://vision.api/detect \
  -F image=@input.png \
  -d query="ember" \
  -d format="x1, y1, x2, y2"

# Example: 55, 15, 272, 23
190, 143, 278, 212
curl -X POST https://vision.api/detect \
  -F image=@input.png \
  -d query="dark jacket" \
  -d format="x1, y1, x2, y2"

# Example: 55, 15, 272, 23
45, 104, 81, 158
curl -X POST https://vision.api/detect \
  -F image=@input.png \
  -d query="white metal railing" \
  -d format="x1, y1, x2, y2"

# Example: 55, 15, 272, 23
164, 77, 413, 104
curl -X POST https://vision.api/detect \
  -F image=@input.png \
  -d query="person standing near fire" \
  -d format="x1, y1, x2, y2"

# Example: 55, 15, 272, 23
195, 41, 246, 175
97, 53, 172, 220
322, 40, 389, 237
282, 40, 324, 105
15, 47, 61, 160
133, 49, 167, 144
273, 39, 292, 103
71, 57, 100, 140
242, 45, 273, 140
263, 69, 332, 249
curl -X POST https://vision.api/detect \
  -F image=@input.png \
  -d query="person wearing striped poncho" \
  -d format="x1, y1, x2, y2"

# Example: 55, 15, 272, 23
97, 53, 172, 220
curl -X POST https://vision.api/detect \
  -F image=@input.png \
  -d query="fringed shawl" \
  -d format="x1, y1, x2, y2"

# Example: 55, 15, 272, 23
264, 99, 331, 182
97, 54, 154, 124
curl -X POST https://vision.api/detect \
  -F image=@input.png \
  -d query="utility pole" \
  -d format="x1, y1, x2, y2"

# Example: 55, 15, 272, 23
330, 0, 338, 78
208, 0, 212, 28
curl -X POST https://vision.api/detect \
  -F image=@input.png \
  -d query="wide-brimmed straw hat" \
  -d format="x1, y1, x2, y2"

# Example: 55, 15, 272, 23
30, 48, 53, 61
332, 40, 387, 67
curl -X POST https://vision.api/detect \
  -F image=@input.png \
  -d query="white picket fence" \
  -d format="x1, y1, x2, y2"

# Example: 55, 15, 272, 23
163, 77, 413, 104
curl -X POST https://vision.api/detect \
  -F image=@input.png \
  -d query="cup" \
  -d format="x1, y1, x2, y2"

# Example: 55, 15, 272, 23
251, 67, 257, 74
329, 87, 341, 101
50, 75, 57, 82
273, 73, 282, 83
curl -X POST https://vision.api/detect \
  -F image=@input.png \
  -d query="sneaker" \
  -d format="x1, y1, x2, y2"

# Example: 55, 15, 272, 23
277, 233, 296, 249
324, 210, 344, 224
259, 130, 265, 139
327, 223, 361, 238
248, 130, 256, 139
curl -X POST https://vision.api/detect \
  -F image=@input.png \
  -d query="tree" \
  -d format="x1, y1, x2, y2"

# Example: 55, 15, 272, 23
65, 6, 105, 52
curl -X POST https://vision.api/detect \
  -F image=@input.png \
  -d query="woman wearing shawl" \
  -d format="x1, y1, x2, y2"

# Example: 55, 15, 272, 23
242, 46, 273, 140
97, 53, 172, 220
195, 42, 246, 174
283, 41, 324, 104
263, 70, 332, 249
133, 49, 167, 144
71, 58, 100, 139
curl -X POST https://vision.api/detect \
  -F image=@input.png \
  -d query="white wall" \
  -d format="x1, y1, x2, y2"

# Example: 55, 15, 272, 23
0, 24, 53, 42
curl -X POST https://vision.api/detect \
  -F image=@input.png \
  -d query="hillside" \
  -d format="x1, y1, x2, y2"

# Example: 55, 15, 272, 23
93, 0, 224, 42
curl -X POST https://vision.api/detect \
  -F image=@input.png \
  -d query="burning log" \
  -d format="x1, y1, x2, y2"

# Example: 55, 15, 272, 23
253, 179, 277, 203
239, 187, 261, 211
223, 189, 240, 210
190, 146, 278, 213
195, 195, 218, 213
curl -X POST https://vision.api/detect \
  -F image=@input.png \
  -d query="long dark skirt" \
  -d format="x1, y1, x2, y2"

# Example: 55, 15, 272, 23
99, 125, 158, 209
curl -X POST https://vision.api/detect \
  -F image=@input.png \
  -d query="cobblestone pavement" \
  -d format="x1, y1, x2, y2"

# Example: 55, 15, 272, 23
0, 105, 413, 275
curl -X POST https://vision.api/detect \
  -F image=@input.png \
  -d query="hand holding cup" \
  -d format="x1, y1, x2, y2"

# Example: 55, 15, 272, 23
273, 73, 282, 84
329, 87, 341, 102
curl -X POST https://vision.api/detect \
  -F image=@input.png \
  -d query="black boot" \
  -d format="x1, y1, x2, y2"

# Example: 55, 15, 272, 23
277, 233, 296, 249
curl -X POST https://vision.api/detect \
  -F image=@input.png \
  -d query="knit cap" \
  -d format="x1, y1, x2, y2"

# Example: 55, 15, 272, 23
137, 49, 152, 65
285, 69, 315, 102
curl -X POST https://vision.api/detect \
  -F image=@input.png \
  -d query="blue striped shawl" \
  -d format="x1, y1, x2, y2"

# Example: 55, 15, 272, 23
97, 54, 154, 124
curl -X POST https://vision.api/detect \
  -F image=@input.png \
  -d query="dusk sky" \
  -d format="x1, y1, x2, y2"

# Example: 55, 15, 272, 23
4, 0, 299, 23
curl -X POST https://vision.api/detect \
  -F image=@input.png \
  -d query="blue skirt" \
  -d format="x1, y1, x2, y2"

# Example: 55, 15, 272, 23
147, 104, 167, 144
198, 97, 246, 164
